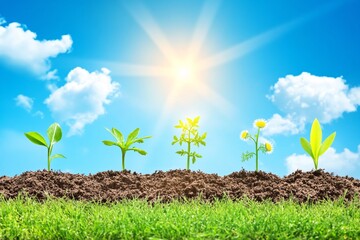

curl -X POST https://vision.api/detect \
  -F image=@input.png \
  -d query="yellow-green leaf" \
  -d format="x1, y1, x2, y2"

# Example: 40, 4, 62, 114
310, 118, 322, 160
112, 128, 124, 143
50, 153, 66, 161
102, 140, 117, 146
318, 132, 336, 156
300, 137, 314, 159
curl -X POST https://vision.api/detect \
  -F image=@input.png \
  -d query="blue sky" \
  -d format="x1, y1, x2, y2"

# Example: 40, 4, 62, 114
1, 0, 360, 178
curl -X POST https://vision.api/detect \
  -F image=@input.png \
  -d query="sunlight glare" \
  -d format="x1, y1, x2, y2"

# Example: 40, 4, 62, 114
175, 65, 193, 82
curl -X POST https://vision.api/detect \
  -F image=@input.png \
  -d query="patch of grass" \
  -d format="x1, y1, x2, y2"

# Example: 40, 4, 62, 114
0, 196, 359, 239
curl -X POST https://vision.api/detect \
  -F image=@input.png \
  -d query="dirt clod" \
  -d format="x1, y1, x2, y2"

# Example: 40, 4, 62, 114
0, 169, 359, 203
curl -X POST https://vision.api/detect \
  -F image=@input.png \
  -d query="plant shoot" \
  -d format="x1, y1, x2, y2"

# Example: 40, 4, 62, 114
102, 128, 151, 171
300, 118, 336, 170
24, 122, 65, 171
240, 119, 273, 172
172, 116, 207, 170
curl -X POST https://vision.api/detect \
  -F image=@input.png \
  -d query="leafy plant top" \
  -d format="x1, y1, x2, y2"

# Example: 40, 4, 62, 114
172, 116, 207, 170
102, 127, 151, 171
24, 122, 65, 171
300, 118, 336, 170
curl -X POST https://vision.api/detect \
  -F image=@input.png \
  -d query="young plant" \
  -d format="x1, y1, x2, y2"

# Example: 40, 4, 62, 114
102, 128, 151, 171
172, 116, 207, 170
24, 122, 65, 171
300, 118, 336, 170
240, 119, 273, 172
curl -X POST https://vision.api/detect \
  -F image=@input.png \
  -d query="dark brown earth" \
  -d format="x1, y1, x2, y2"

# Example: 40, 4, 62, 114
0, 169, 359, 204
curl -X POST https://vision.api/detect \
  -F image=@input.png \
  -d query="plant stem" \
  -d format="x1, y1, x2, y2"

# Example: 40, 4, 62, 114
47, 147, 50, 171
187, 129, 191, 170
255, 128, 260, 172
121, 149, 126, 171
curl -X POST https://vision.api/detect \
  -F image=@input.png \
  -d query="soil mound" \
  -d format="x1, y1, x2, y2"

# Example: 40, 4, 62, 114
0, 169, 359, 203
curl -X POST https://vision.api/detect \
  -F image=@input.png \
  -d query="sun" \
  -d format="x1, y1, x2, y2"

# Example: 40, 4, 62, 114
174, 65, 194, 82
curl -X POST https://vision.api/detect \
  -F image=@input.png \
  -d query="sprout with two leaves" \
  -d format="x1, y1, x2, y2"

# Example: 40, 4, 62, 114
300, 118, 336, 170
24, 122, 65, 171
102, 128, 151, 171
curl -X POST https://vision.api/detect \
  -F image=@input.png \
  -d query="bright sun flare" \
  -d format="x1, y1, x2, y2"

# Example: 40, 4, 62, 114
175, 65, 193, 82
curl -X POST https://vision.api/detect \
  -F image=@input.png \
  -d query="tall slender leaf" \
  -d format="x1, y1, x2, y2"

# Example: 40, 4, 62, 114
310, 118, 322, 160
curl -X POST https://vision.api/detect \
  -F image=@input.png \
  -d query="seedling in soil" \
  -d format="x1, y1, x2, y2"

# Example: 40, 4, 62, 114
102, 128, 151, 171
240, 119, 273, 172
300, 118, 336, 170
172, 116, 207, 170
24, 122, 65, 171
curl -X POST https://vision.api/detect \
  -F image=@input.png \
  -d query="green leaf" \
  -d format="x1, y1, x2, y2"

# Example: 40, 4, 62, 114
102, 140, 117, 146
186, 117, 193, 126
133, 136, 152, 143
193, 116, 200, 125
47, 122, 62, 146
25, 132, 48, 147
300, 137, 314, 159
130, 148, 147, 155
50, 153, 66, 161
310, 118, 322, 160
176, 150, 186, 156
201, 132, 207, 140
258, 144, 266, 154
192, 156, 196, 164
127, 128, 140, 143
241, 152, 255, 162
112, 128, 124, 143
172, 135, 179, 145
106, 128, 117, 139
318, 132, 336, 157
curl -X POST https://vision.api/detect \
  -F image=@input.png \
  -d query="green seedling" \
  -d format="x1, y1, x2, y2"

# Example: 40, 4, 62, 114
240, 119, 273, 172
172, 116, 207, 170
102, 128, 151, 171
300, 118, 336, 170
24, 122, 65, 171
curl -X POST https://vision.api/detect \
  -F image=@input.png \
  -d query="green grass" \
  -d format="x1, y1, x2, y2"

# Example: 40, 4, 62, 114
0, 196, 359, 239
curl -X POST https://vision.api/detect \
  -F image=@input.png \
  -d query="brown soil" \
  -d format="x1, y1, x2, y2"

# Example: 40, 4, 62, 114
0, 169, 359, 204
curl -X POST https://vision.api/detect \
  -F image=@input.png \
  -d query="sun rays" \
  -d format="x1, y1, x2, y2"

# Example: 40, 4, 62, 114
98, 0, 341, 138
123, 0, 236, 121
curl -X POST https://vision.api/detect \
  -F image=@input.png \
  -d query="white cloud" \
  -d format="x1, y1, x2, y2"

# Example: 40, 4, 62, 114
349, 87, 360, 106
33, 111, 44, 119
45, 67, 120, 136
41, 69, 58, 80
0, 20, 72, 78
267, 72, 360, 135
0, 18, 6, 25
14, 94, 33, 112
263, 114, 304, 136
286, 145, 360, 177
